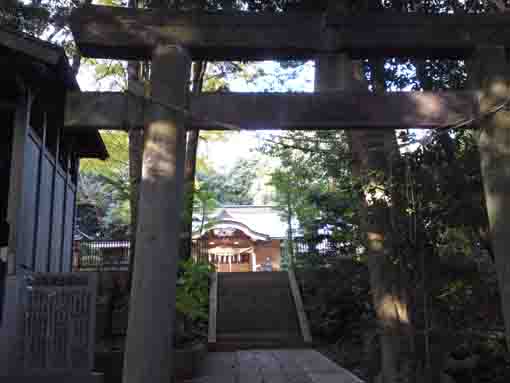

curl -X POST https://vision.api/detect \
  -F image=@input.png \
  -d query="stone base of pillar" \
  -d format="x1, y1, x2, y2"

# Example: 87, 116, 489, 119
0, 275, 24, 375
0, 372, 104, 383
0, 273, 99, 378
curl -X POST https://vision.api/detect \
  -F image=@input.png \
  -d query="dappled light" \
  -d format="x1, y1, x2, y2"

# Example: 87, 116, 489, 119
367, 232, 385, 253
487, 78, 509, 100
379, 294, 410, 325
142, 120, 180, 182
363, 181, 391, 207
412, 92, 447, 119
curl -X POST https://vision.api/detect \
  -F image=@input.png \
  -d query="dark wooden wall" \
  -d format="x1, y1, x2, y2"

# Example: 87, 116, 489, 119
16, 88, 79, 273
0, 110, 14, 247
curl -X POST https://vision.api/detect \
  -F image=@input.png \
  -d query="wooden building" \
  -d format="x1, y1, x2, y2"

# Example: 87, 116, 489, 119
192, 206, 288, 272
0, 28, 107, 380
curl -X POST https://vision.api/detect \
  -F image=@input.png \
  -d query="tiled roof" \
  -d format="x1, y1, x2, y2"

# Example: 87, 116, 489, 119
0, 26, 79, 89
0, 26, 109, 160
194, 206, 292, 239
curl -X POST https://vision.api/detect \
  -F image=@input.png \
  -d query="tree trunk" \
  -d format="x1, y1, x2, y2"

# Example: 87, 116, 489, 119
181, 61, 206, 259
349, 112, 417, 383
316, 53, 418, 383
471, 45, 510, 350
124, 0, 143, 292
127, 119, 144, 290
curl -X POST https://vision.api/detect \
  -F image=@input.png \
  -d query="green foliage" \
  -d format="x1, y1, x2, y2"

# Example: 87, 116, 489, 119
259, 130, 359, 246
77, 172, 130, 238
78, 132, 130, 238
81, 131, 129, 176
1, 3, 59, 35
196, 158, 258, 206
191, 179, 220, 233
176, 259, 213, 321
297, 259, 373, 352
462, 338, 510, 383
174, 259, 214, 346
88, 59, 128, 89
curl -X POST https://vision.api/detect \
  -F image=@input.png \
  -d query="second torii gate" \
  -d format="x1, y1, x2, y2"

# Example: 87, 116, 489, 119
66, 5, 510, 383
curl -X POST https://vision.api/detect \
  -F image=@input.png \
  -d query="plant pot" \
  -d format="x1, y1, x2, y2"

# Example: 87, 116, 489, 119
174, 341, 208, 381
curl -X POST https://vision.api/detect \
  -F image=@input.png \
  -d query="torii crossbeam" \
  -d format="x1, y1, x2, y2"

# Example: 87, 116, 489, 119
65, 91, 481, 132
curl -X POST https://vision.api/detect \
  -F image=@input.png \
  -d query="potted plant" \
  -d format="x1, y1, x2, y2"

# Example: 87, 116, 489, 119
173, 259, 214, 381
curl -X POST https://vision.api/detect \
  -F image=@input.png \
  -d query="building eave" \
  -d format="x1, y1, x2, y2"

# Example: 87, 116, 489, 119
193, 220, 271, 242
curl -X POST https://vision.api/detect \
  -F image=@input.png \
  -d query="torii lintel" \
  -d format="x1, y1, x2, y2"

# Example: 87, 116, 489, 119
71, 5, 510, 61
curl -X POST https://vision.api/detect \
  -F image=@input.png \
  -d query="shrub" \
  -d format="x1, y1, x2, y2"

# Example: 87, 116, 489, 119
174, 259, 214, 347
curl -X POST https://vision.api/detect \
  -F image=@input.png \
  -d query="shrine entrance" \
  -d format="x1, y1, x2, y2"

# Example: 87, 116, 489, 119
196, 228, 262, 273
65, 4, 510, 383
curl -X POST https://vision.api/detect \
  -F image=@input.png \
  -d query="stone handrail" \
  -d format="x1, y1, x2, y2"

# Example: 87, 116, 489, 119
288, 269, 312, 344
208, 272, 218, 346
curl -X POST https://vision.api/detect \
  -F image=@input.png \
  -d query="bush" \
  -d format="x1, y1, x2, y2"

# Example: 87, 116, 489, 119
296, 259, 373, 342
174, 259, 214, 347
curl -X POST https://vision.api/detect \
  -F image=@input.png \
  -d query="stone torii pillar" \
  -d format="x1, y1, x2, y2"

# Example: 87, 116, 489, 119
123, 45, 191, 383
473, 46, 510, 349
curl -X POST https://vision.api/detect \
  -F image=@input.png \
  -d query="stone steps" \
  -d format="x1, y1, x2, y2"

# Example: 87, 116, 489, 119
213, 332, 305, 352
214, 272, 304, 351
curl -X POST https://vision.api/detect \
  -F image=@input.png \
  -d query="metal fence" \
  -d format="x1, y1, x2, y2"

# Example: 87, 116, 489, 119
293, 237, 352, 259
73, 238, 211, 271
73, 237, 349, 271
73, 240, 130, 271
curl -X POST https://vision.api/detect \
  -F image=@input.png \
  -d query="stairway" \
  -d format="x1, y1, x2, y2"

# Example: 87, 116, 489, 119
211, 272, 307, 351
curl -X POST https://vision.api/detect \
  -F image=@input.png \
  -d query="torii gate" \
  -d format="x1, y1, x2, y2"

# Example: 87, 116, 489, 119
66, 5, 510, 383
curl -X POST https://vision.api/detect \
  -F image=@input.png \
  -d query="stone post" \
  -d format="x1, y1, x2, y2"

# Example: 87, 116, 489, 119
123, 45, 191, 383
474, 46, 510, 349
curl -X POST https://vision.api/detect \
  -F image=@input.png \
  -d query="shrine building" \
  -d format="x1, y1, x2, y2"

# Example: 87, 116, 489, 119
192, 206, 289, 272
0, 27, 106, 378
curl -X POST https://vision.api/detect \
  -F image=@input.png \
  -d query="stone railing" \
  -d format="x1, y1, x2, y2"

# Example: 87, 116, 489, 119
20, 272, 97, 374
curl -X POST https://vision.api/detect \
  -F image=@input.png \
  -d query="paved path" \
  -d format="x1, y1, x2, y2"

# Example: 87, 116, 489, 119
186, 349, 364, 383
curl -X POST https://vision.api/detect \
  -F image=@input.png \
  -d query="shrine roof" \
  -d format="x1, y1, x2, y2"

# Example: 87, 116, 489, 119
0, 27, 108, 160
0, 26, 78, 89
194, 206, 292, 240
